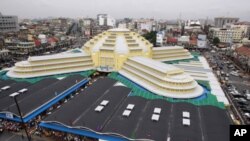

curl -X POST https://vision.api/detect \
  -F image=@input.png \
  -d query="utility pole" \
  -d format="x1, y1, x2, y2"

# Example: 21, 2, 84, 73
10, 92, 31, 141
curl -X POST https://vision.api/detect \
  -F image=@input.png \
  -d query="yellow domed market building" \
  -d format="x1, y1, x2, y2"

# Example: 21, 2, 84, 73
83, 28, 153, 71
7, 28, 203, 99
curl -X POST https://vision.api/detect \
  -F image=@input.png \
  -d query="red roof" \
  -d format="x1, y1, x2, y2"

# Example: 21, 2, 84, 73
34, 39, 41, 47
167, 37, 177, 43
235, 46, 250, 57
48, 37, 58, 43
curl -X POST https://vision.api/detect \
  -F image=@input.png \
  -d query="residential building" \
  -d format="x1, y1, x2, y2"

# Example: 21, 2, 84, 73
178, 36, 190, 45
233, 22, 250, 38
16, 41, 36, 55
81, 18, 95, 38
0, 36, 4, 49
214, 17, 239, 28
38, 34, 47, 44
197, 34, 207, 48
134, 19, 155, 34
209, 28, 233, 43
156, 31, 165, 46
118, 23, 127, 28
165, 20, 181, 37
82, 18, 94, 27
0, 12, 19, 33
97, 14, 116, 27
242, 38, 250, 46
232, 27, 244, 43
0, 49, 9, 59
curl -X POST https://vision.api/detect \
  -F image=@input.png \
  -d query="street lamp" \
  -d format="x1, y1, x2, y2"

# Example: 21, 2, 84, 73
9, 92, 31, 141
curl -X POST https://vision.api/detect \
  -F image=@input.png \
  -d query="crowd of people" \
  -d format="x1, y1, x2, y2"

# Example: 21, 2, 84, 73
0, 119, 98, 141
1, 120, 21, 132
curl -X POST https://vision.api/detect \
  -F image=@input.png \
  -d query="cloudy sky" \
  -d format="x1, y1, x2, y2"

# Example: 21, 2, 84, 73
1, 0, 250, 20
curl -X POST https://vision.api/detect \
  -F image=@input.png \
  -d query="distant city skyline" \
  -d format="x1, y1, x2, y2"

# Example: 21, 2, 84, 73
1, 0, 250, 21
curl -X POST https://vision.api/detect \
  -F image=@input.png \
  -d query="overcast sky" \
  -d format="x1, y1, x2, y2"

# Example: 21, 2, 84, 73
1, 0, 250, 20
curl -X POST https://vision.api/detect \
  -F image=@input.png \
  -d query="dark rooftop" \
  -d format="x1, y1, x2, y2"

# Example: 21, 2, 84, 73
0, 78, 58, 110
0, 81, 31, 101
43, 77, 119, 126
40, 77, 232, 141
0, 79, 16, 88
0, 75, 87, 122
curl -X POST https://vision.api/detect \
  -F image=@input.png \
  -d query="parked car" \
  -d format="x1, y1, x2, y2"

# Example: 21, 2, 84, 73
230, 71, 239, 76
245, 94, 250, 100
244, 113, 250, 118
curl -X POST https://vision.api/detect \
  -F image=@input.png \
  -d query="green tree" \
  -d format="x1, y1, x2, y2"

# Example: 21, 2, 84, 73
213, 37, 220, 45
142, 31, 157, 46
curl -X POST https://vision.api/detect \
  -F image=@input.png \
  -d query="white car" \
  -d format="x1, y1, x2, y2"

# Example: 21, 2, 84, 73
230, 71, 239, 76
244, 113, 250, 118
245, 94, 250, 100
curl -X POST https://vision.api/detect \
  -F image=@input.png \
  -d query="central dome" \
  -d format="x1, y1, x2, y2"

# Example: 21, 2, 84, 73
83, 28, 153, 71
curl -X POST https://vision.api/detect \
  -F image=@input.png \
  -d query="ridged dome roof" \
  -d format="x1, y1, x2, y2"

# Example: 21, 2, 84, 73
83, 28, 153, 55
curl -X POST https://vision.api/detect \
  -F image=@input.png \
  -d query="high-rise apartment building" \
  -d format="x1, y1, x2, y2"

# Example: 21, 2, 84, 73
210, 28, 233, 43
0, 12, 19, 33
97, 14, 116, 27
214, 17, 239, 28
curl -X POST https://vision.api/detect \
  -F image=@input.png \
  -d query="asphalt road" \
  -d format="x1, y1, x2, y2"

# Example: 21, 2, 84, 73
211, 52, 249, 94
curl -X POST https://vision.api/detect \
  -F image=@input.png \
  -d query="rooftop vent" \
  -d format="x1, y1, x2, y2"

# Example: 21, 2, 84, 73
9, 92, 19, 97
182, 111, 190, 118
18, 88, 28, 93
95, 105, 104, 112
122, 110, 131, 117
126, 104, 135, 110
1, 86, 10, 90
154, 108, 161, 114
182, 118, 190, 126
100, 100, 109, 106
151, 114, 160, 121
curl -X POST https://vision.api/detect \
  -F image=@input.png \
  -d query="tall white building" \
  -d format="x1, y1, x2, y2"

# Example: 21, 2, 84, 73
118, 23, 127, 28
211, 24, 247, 43
140, 22, 152, 31
82, 18, 93, 27
210, 28, 233, 43
97, 14, 116, 27
135, 19, 155, 33
197, 34, 207, 48
0, 12, 19, 33
156, 31, 165, 46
